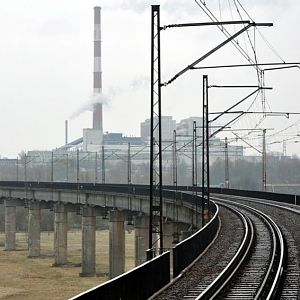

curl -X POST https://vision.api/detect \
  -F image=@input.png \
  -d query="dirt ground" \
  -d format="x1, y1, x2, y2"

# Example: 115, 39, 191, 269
0, 230, 135, 300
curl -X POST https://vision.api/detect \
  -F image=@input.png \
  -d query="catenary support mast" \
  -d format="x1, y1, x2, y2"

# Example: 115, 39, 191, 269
149, 5, 163, 257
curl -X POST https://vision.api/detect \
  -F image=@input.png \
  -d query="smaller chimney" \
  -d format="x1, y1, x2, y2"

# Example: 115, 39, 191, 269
65, 120, 68, 145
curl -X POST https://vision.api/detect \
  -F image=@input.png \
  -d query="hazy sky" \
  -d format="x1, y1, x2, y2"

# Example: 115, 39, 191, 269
0, 0, 299, 157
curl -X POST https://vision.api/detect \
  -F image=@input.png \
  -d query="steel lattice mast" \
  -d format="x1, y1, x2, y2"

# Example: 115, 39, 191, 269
149, 5, 163, 257
202, 75, 210, 224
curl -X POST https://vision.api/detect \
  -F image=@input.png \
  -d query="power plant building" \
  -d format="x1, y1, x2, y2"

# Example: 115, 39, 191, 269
176, 117, 204, 137
140, 116, 176, 142
17, 7, 243, 181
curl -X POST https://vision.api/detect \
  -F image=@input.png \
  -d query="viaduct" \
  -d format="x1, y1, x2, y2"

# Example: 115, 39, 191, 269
0, 181, 197, 279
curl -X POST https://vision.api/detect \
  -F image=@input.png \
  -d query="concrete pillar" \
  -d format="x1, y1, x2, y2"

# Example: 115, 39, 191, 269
4, 199, 16, 251
134, 215, 149, 266
80, 206, 96, 276
109, 210, 125, 278
28, 201, 41, 258
53, 203, 68, 266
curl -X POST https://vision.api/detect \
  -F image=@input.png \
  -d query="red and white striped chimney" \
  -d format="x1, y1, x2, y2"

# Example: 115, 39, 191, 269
93, 6, 103, 131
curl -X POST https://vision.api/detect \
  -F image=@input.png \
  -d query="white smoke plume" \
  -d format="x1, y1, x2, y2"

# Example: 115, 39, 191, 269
70, 92, 112, 119
70, 76, 149, 119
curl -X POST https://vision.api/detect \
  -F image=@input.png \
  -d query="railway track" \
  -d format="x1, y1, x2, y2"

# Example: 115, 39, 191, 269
203, 199, 285, 299
213, 193, 300, 299
182, 202, 253, 299
155, 199, 286, 300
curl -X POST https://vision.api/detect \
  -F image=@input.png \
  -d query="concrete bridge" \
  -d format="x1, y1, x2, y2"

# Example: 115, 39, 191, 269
0, 181, 198, 279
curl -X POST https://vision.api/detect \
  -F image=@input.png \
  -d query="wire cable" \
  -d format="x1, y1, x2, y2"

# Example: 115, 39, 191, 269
235, 0, 286, 63
194, 0, 260, 72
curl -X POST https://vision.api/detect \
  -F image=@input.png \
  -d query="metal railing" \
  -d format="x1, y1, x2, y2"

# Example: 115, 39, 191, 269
70, 252, 170, 300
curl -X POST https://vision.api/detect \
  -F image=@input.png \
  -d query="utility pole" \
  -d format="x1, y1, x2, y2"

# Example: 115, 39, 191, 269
202, 75, 210, 224
172, 130, 179, 243
24, 153, 27, 198
66, 153, 69, 182
95, 152, 98, 184
192, 123, 195, 190
193, 121, 198, 187
102, 145, 107, 219
149, 4, 163, 258
24, 154, 27, 182
51, 151, 54, 183
231, 129, 271, 192
283, 140, 287, 156
262, 129, 267, 192
128, 143, 131, 186
225, 137, 229, 188
127, 143, 133, 225
192, 121, 198, 228
76, 149, 79, 204
16, 157, 19, 181
102, 146, 105, 184
172, 130, 178, 189
50, 151, 54, 201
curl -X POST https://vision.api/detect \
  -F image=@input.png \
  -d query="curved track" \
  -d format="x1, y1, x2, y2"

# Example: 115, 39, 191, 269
213, 193, 300, 299
155, 197, 286, 300
202, 199, 285, 299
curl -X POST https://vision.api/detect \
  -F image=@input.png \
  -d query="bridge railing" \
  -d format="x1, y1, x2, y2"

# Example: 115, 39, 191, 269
70, 251, 170, 300
163, 184, 300, 206
173, 201, 219, 277
209, 187, 300, 205
1, 181, 298, 205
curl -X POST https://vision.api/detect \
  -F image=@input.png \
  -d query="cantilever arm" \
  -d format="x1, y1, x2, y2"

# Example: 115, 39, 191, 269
210, 113, 245, 138
161, 20, 250, 30
210, 88, 260, 123
163, 22, 272, 86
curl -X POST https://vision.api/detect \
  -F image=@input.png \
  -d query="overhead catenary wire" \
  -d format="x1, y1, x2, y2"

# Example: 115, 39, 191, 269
235, 0, 286, 63
192, 0, 275, 137
193, 0, 296, 130
268, 118, 300, 138
194, 0, 261, 72
233, 0, 261, 85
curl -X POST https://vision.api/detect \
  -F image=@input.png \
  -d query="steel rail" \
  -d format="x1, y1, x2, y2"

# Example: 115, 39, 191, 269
213, 193, 300, 215
210, 197, 285, 300
258, 209, 284, 299
195, 202, 254, 299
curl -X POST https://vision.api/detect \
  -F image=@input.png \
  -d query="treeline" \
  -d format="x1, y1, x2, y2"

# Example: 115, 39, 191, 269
210, 156, 300, 194
0, 155, 299, 231
0, 155, 299, 194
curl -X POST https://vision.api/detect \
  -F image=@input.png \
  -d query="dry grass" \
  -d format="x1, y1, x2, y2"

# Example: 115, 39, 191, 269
0, 230, 135, 300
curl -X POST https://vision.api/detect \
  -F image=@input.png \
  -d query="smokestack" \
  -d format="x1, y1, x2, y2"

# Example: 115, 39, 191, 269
65, 120, 68, 145
93, 6, 103, 131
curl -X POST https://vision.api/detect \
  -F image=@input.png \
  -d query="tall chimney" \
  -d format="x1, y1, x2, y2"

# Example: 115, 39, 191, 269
93, 6, 103, 131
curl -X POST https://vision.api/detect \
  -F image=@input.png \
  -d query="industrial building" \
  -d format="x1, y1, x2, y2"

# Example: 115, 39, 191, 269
0, 7, 244, 186
58, 7, 243, 162
141, 116, 176, 142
